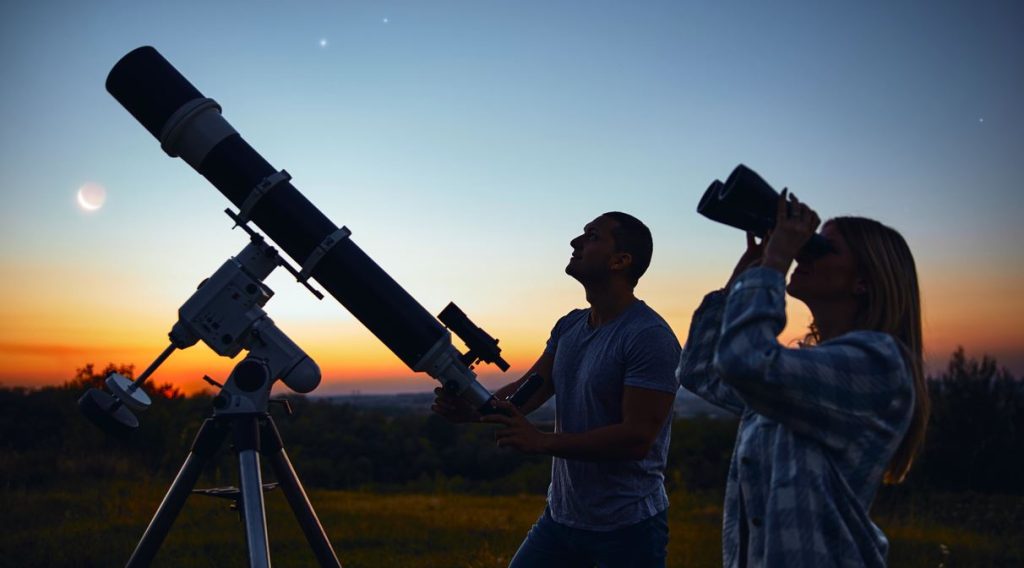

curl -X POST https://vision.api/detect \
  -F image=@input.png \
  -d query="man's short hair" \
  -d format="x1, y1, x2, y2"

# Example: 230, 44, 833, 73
602, 211, 653, 286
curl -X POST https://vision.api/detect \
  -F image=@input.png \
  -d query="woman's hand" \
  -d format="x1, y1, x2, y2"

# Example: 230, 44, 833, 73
727, 231, 766, 289
762, 189, 820, 275
480, 400, 550, 454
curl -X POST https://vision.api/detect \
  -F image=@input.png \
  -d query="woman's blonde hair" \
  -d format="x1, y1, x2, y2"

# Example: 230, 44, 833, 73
805, 216, 929, 484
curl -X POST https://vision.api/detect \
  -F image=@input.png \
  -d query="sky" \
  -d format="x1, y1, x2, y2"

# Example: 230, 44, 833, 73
1, 0, 1022, 396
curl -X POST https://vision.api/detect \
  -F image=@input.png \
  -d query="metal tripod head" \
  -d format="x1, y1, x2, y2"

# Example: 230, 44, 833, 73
79, 213, 321, 433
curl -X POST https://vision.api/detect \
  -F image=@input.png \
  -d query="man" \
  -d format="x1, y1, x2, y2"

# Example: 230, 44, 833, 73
432, 212, 681, 567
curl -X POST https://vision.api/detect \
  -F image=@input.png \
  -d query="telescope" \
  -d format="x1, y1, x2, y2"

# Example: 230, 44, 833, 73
104, 46, 507, 413
83, 45, 527, 568
697, 164, 833, 259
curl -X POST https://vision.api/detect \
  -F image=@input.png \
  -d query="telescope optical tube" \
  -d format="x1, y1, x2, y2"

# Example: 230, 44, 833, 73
105, 46, 494, 409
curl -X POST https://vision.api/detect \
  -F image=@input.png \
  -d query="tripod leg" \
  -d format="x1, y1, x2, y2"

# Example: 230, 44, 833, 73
127, 418, 230, 568
262, 418, 342, 567
235, 415, 272, 568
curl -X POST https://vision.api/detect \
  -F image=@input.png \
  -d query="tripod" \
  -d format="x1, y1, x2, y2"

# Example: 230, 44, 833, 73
126, 390, 341, 567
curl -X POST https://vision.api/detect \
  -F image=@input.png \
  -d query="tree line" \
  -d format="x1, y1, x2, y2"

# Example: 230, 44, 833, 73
0, 348, 1020, 496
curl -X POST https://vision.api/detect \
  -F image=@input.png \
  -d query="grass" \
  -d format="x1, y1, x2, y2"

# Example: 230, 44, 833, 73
2, 481, 1021, 567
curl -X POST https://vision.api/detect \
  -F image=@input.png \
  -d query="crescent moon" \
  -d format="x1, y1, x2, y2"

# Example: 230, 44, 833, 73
77, 183, 105, 211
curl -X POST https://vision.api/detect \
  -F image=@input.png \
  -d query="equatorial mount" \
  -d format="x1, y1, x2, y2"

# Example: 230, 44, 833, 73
77, 212, 339, 566
78, 212, 321, 433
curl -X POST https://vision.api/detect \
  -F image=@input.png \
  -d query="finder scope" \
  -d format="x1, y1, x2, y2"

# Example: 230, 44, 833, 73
697, 164, 833, 259
106, 46, 503, 410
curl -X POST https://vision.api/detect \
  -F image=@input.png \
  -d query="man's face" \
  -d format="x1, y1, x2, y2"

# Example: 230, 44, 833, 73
566, 215, 623, 283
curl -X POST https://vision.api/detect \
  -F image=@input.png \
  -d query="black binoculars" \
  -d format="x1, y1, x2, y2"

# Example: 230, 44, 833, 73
697, 164, 833, 259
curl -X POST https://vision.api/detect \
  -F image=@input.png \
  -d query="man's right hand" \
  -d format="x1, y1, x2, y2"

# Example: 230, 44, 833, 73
431, 387, 482, 423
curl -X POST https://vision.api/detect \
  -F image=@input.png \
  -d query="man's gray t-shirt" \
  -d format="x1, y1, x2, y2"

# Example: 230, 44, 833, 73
543, 300, 681, 531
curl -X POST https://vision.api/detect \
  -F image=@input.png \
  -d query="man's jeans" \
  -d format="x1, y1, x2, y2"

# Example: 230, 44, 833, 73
508, 507, 669, 568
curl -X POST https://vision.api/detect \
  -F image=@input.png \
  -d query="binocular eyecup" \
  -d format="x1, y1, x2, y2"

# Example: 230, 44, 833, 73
697, 164, 833, 260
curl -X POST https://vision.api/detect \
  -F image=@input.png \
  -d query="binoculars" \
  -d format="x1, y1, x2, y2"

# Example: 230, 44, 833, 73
697, 164, 833, 259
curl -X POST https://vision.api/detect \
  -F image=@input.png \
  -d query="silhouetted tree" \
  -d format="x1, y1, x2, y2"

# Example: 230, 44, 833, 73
916, 347, 1024, 493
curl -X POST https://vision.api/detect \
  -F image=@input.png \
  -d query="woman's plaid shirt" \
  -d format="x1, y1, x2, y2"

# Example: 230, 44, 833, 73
677, 267, 914, 567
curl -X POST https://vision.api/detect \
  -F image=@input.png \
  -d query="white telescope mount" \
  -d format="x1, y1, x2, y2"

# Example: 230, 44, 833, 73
78, 214, 341, 567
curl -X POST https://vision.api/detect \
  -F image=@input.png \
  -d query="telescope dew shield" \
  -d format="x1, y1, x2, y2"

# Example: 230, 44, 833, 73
106, 47, 491, 407
697, 164, 833, 259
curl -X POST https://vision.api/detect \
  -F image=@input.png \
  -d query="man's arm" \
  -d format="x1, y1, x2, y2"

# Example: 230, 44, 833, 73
483, 385, 676, 461
493, 352, 555, 415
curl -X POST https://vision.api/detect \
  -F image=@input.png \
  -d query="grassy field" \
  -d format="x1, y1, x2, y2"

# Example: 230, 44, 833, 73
2, 481, 1021, 567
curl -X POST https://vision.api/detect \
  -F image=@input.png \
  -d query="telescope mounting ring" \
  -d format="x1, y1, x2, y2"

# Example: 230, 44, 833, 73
236, 169, 291, 226
297, 226, 352, 283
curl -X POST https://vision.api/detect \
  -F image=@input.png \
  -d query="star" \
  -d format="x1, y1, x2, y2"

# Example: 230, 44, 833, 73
978, 118, 984, 123
382, 17, 389, 24
319, 38, 328, 48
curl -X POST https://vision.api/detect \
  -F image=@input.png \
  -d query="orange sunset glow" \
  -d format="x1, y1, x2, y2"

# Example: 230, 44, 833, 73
2, 254, 1021, 395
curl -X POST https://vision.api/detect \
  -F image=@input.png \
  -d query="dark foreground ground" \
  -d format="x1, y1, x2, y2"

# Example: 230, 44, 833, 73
2, 482, 1020, 567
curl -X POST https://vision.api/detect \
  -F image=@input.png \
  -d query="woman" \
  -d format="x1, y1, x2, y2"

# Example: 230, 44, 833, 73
677, 191, 929, 567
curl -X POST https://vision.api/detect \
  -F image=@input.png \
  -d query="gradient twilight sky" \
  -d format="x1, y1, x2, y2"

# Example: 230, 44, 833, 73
1, 1, 1022, 395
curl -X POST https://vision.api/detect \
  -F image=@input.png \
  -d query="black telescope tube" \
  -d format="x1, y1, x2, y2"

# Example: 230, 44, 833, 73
106, 47, 445, 369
